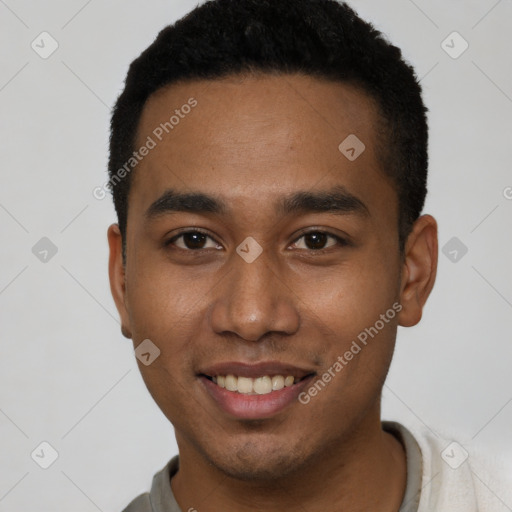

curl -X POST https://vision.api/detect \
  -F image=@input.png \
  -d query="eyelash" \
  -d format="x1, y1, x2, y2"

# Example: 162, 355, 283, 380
164, 228, 350, 253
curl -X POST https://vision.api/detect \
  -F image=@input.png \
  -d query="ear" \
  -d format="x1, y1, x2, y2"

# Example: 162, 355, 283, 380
398, 214, 438, 327
107, 223, 133, 339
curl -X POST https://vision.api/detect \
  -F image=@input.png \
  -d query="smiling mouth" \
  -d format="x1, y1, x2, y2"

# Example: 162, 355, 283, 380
201, 374, 314, 395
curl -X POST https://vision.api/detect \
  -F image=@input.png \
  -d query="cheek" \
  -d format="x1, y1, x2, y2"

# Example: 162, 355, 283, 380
126, 256, 210, 339
127, 273, 201, 414
125, 263, 218, 402
295, 254, 400, 334
137, 361, 196, 431
299, 303, 397, 424
292, 254, 400, 396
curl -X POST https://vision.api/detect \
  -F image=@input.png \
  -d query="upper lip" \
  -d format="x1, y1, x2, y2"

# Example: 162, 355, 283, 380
198, 361, 316, 380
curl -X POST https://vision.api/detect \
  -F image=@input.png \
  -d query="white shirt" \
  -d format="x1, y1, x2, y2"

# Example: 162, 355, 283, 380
386, 421, 512, 511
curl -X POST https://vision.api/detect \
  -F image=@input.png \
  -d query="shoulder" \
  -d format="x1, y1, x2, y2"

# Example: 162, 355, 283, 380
386, 421, 512, 512
121, 492, 152, 512
120, 455, 181, 512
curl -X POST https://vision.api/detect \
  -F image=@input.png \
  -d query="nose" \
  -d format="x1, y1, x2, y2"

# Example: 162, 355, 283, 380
209, 249, 300, 342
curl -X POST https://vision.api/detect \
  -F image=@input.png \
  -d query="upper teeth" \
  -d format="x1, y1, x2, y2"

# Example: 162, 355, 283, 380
213, 375, 295, 395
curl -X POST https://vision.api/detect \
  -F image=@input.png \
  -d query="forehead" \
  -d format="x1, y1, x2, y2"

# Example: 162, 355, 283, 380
129, 73, 395, 224
137, 72, 380, 160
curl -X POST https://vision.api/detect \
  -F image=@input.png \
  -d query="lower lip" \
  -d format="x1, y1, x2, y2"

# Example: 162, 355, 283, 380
199, 375, 314, 420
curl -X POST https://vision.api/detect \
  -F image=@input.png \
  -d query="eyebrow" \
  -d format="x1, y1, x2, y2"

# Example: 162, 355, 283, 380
144, 185, 369, 221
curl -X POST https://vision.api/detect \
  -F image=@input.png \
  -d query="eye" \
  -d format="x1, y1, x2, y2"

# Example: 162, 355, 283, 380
165, 229, 349, 252
165, 230, 223, 251
290, 231, 348, 251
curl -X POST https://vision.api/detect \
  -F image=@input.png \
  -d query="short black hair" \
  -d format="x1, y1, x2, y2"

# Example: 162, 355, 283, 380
108, 0, 428, 261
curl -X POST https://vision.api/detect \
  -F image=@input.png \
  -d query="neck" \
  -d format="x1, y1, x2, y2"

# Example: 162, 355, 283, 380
171, 412, 407, 512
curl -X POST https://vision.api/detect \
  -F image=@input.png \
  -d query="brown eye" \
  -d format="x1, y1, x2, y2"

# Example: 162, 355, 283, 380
291, 231, 348, 251
166, 230, 222, 251
304, 232, 328, 250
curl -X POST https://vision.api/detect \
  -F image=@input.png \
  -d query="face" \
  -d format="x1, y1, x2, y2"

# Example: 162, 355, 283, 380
108, 73, 436, 480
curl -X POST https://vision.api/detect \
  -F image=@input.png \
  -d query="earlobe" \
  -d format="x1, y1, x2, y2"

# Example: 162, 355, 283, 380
398, 215, 438, 327
107, 223, 133, 339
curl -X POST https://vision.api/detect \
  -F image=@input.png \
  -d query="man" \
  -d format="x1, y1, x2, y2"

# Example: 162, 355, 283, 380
106, 1, 509, 510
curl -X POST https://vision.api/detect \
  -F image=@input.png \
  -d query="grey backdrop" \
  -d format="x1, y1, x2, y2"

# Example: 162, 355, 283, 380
1, 0, 511, 510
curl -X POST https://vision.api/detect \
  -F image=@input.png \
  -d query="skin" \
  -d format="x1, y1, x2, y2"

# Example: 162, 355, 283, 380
108, 73, 438, 511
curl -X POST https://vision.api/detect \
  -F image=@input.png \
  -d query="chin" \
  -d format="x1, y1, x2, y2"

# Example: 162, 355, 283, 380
203, 439, 311, 482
